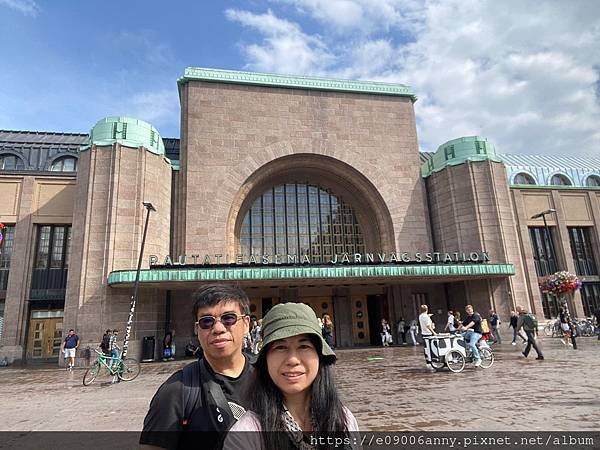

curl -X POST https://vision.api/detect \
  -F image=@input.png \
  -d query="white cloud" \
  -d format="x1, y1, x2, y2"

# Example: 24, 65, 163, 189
0, 0, 39, 16
123, 90, 180, 135
275, 0, 425, 35
226, 0, 600, 157
225, 8, 335, 74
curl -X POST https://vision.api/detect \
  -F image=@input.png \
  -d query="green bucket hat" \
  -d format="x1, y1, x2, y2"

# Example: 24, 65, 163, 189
259, 303, 336, 362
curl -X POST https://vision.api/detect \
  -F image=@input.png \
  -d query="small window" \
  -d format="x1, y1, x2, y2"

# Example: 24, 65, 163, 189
550, 174, 572, 186
444, 145, 455, 161
0, 154, 25, 170
514, 172, 536, 185
585, 175, 600, 187
50, 156, 78, 172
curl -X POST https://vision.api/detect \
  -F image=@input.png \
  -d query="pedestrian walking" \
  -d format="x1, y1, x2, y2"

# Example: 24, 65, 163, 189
397, 317, 406, 345
509, 310, 528, 345
516, 305, 544, 360
489, 309, 502, 344
559, 308, 572, 346
140, 284, 255, 450
61, 329, 79, 370
418, 305, 436, 370
408, 319, 419, 346
381, 319, 392, 346
568, 316, 578, 350
223, 302, 359, 450
322, 313, 335, 349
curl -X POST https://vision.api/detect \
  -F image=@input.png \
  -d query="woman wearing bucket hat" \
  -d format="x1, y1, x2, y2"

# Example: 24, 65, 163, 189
224, 302, 359, 450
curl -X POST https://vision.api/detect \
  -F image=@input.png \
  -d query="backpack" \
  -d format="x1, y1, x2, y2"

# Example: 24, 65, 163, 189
453, 318, 459, 329
523, 313, 538, 330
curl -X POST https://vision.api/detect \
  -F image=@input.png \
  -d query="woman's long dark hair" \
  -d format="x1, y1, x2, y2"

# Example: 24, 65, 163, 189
247, 335, 349, 449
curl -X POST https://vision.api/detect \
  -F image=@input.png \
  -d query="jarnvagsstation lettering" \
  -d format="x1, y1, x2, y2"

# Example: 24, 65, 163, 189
149, 251, 491, 267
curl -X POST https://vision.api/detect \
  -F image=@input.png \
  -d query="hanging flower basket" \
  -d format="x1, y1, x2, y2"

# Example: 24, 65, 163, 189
539, 271, 582, 296
0, 223, 5, 245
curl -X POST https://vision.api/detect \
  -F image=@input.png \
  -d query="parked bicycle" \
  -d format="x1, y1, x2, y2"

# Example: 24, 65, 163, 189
543, 320, 562, 337
573, 318, 596, 337
83, 349, 140, 386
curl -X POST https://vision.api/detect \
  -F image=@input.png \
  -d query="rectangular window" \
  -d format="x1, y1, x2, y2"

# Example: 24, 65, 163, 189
580, 282, 600, 317
31, 225, 72, 294
35, 226, 52, 269
444, 145, 455, 160
0, 224, 16, 274
528, 227, 558, 276
475, 141, 487, 155
0, 300, 4, 341
568, 227, 598, 275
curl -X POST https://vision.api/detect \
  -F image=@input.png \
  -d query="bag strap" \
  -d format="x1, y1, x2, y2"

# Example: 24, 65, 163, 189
199, 359, 234, 429
182, 360, 203, 427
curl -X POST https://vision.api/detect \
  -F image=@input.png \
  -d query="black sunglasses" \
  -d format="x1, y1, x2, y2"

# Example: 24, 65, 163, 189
195, 313, 247, 330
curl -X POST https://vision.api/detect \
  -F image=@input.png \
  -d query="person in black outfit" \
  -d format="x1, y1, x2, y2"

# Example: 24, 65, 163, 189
509, 310, 527, 345
140, 284, 254, 450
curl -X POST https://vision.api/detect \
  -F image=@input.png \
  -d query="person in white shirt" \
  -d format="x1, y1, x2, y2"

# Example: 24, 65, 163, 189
418, 305, 436, 370
445, 310, 458, 334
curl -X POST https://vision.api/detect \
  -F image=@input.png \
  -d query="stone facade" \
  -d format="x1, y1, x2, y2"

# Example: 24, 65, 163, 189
1, 69, 599, 363
179, 82, 430, 260
63, 143, 171, 363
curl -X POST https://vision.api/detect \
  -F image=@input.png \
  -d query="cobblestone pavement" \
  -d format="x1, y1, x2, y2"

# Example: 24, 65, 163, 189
1, 336, 599, 432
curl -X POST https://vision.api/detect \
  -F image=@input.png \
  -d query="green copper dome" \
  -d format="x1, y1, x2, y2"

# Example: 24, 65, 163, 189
421, 136, 501, 177
82, 117, 165, 156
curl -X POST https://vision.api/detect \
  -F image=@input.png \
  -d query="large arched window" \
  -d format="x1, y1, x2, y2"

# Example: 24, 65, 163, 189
50, 156, 78, 172
0, 154, 25, 170
585, 175, 600, 187
513, 172, 536, 185
550, 174, 572, 186
240, 183, 365, 263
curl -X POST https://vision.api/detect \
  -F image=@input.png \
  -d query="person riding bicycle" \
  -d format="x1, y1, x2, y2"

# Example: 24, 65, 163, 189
459, 304, 483, 367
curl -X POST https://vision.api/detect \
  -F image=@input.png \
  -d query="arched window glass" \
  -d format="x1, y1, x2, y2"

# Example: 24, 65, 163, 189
0, 154, 25, 170
50, 156, 78, 172
550, 174, 571, 186
240, 183, 365, 263
514, 173, 536, 185
585, 175, 600, 187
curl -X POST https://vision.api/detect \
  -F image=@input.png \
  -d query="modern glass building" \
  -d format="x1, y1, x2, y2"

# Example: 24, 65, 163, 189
0, 68, 598, 364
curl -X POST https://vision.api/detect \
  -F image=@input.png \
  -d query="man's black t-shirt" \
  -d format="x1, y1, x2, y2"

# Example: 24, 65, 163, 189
139, 356, 254, 450
463, 313, 483, 334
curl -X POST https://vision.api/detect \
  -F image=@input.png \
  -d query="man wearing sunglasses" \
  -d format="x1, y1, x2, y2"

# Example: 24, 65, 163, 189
140, 284, 254, 450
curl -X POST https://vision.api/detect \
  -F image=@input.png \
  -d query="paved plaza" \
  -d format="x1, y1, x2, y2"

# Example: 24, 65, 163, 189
1, 336, 599, 432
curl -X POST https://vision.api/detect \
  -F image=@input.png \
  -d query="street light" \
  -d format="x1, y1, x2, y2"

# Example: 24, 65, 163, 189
531, 208, 569, 317
121, 201, 156, 359
531, 208, 557, 269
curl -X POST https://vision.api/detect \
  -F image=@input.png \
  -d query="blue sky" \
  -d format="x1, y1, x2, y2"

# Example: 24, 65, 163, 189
1, 0, 599, 157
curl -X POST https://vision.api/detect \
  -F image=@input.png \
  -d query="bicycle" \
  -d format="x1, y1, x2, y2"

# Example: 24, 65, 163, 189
543, 320, 562, 337
426, 334, 494, 373
83, 349, 141, 386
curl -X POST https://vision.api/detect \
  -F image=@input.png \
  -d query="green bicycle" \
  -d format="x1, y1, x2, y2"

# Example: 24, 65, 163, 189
83, 349, 141, 386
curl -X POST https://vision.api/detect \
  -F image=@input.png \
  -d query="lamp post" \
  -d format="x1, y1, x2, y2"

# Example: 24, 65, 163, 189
121, 201, 156, 359
531, 208, 570, 316
531, 209, 557, 271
